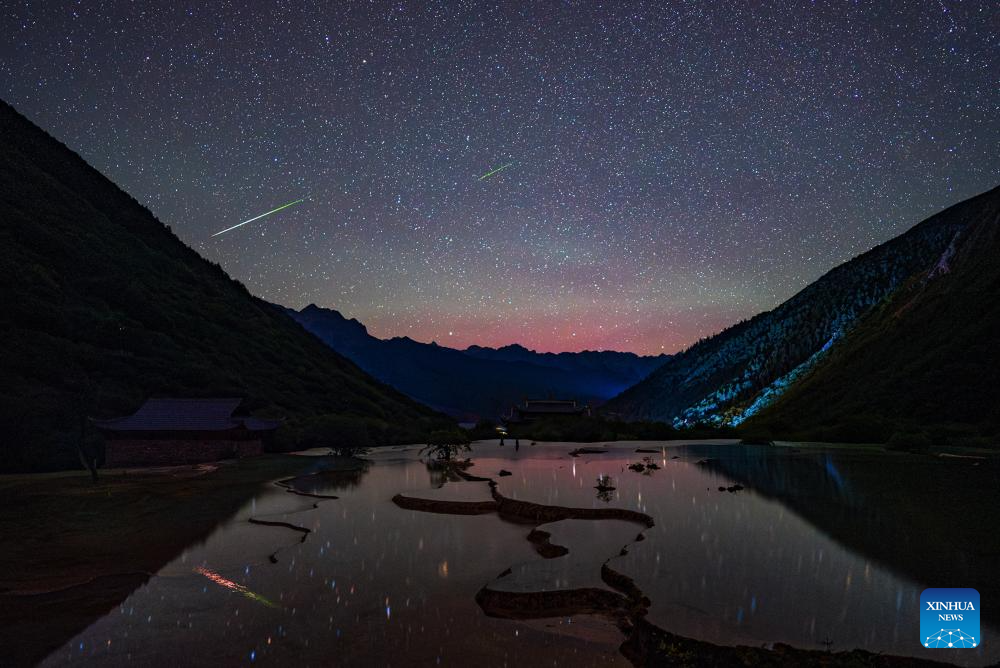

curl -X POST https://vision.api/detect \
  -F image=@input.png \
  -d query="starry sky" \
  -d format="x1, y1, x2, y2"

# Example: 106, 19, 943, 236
2, 1, 998, 355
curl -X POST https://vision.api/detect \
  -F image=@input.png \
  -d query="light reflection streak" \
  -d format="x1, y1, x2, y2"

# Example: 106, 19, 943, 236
195, 566, 278, 609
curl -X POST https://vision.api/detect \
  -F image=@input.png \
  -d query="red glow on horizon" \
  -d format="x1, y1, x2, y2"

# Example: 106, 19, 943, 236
358, 309, 744, 356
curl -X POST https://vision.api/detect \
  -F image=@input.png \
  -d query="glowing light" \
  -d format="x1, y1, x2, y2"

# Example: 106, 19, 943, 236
195, 566, 278, 608
211, 198, 305, 237
477, 162, 513, 181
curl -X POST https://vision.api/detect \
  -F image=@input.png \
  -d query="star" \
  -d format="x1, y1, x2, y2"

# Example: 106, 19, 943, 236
0, 2, 995, 354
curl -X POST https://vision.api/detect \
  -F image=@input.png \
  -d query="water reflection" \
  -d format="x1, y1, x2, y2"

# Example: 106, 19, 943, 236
424, 459, 468, 488
281, 458, 372, 495
40, 442, 999, 667
595, 489, 614, 503
195, 566, 278, 609
694, 445, 857, 506
691, 443, 1000, 629
594, 475, 616, 503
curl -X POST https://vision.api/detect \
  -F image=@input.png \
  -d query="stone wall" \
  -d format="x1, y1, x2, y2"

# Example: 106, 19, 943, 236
104, 439, 262, 467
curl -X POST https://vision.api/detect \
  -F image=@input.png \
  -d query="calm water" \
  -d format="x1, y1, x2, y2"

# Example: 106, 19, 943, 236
42, 441, 997, 666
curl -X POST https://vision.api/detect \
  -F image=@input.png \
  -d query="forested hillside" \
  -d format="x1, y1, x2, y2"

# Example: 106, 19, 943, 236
605, 186, 998, 437
750, 186, 1000, 444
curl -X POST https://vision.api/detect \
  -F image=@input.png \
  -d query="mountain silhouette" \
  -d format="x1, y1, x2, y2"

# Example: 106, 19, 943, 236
286, 304, 667, 420
0, 100, 445, 471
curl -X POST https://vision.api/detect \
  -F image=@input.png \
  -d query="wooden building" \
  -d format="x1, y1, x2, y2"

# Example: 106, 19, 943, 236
93, 398, 280, 467
505, 399, 591, 424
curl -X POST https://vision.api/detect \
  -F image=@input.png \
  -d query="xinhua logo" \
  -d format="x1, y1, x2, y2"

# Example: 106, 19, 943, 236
921, 588, 980, 649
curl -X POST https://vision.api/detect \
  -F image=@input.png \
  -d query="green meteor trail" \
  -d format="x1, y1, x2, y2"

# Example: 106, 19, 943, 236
211, 198, 305, 237
478, 162, 514, 181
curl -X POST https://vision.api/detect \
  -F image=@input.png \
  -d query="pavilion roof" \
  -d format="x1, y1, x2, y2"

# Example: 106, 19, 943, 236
92, 398, 280, 432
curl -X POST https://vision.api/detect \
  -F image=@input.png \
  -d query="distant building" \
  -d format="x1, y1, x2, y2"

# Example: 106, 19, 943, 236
504, 399, 591, 424
92, 398, 280, 467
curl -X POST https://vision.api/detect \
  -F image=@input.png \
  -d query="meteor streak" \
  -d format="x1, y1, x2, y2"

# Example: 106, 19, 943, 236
478, 162, 514, 181
211, 198, 305, 237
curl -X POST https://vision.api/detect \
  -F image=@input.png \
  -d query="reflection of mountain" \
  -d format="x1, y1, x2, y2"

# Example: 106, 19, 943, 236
5, 572, 153, 667
286, 304, 668, 419
282, 459, 372, 494
696, 447, 1000, 625
696, 446, 857, 507
0, 463, 293, 666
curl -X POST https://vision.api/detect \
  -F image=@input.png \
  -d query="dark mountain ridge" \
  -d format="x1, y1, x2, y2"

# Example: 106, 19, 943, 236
605, 185, 998, 434
0, 100, 446, 471
286, 304, 668, 419
463, 343, 665, 380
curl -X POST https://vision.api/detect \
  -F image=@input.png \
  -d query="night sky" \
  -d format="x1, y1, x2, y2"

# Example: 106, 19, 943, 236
2, 2, 997, 354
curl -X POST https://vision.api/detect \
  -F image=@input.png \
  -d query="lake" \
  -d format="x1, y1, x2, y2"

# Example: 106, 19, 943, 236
41, 441, 998, 666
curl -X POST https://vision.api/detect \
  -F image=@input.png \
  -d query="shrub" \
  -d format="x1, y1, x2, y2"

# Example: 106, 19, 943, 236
421, 429, 471, 461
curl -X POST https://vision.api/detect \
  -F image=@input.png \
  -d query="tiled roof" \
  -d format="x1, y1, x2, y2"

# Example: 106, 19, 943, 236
93, 398, 279, 432
518, 400, 584, 414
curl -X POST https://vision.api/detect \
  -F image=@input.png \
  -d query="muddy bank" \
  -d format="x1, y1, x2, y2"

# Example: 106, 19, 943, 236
569, 448, 609, 457
464, 467, 655, 527
494, 493, 653, 526
247, 517, 312, 539
279, 486, 339, 500
394, 468, 655, 528
391, 493, 498, 515
600, 563, 649, 610
526, 528, 569, 558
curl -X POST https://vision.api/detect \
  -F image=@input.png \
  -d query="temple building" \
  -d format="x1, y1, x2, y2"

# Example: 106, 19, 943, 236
93, 398, 280, 467
504, 399, 591, 424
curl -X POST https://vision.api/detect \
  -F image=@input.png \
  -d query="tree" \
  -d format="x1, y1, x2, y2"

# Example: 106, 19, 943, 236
421, 429, 471, 461
66, 376, 101, 482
